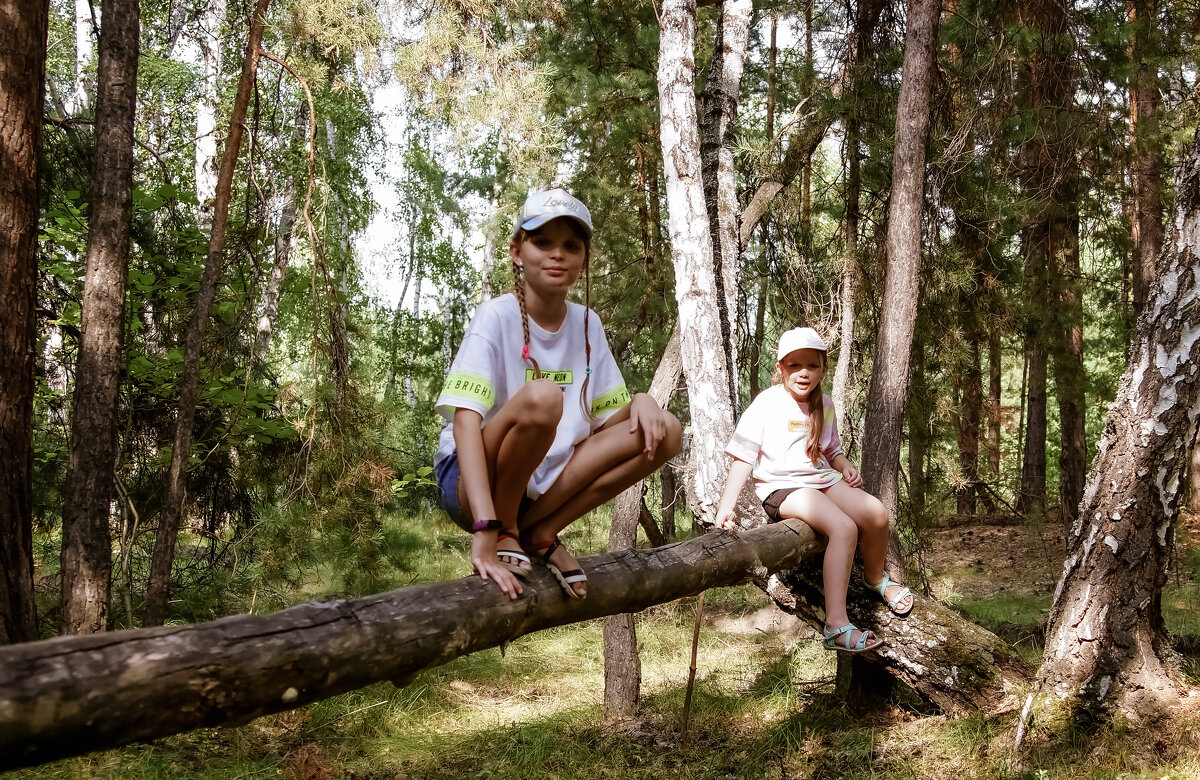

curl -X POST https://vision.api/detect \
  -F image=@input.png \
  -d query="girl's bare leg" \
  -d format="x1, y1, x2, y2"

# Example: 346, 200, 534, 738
458, 379, 563, 574
822, 480, 912, 612
777, 488, 862, 631
519, 411, 682, 596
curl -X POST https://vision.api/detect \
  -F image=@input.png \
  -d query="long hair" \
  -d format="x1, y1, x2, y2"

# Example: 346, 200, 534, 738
510, 223, 595, 421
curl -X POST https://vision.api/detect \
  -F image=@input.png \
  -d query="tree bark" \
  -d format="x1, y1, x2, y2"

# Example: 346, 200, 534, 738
59, 0, 141, 636
194, 0, 227, 227
658, 0, 745, 519
987, 328, 1002, 477
1017, 344, 1047, 515
603, 323, 682, 721
699, 0, 751, 415
1037, 120, 1200, 722
1128, 0, 1163, 317
146, 0, 272, 627
0, 0, 48, 646
859, 0, 940, 565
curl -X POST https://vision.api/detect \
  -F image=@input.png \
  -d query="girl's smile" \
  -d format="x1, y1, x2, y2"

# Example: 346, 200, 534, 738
512, 218, 587, 295
779, 348, 826, 402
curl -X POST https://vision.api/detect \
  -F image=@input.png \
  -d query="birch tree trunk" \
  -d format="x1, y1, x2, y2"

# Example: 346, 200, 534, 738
699, 0, 751, 413
0, 0, 48, 646
253, 178, 298, 364
859, 0, 940, 564
194, 0, 227, 227
70, 0, 93, 113
146, 0, 271, 626
658, 0, 744, 519
1036, 120, 1200, 722
59, 0, 140, 635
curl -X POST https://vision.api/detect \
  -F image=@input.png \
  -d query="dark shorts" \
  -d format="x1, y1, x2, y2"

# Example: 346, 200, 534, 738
435, 451, 534, 533
762, 488, 803, 522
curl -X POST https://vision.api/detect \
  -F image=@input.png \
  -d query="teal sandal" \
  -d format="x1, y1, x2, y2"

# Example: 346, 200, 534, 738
823, 623, 883, 653
864, 572, 913, 616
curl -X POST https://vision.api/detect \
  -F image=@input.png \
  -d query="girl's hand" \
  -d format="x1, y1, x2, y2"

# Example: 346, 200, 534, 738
628, 393, 667, 459
841, 463, 863, 489
715, 506, 738, 531
470, 531, 523, 600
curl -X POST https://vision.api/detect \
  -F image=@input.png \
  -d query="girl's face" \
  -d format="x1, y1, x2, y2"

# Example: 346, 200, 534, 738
778, 348, 826, 401
510, 218, 588, 299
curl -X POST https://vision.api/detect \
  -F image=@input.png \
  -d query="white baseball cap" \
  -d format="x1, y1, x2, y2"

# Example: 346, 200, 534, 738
776, 327, 827, 361
512, 188, 593, 239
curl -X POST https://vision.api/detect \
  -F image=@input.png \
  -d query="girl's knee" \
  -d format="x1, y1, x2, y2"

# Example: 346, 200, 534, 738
863, 496, 889, 533
516, 378, 563, 427
825, 515, 858, 544
658, 411, 683, 461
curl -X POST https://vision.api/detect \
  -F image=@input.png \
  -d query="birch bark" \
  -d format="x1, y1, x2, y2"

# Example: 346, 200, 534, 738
1036, 121, 1200, 722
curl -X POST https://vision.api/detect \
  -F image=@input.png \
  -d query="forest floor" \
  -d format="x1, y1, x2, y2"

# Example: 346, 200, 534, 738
7, 508, 1200, 780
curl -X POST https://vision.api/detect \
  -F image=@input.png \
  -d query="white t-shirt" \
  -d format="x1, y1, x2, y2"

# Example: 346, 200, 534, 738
725, 385, 845, 500
434, 294, 631, 498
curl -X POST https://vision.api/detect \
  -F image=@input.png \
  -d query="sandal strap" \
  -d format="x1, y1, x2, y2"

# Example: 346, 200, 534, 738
824, 623, 871, 650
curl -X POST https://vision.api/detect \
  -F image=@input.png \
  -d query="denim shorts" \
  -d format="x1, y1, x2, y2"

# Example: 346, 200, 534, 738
435, 451, 535, 533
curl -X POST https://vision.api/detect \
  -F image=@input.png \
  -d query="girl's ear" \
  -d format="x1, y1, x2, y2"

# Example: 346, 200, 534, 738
509, 241, 522, 263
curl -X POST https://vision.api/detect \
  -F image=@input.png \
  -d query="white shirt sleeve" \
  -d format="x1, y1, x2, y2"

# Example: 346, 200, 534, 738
585, 310, 631, 428
435, 309, 501, 422
726, 393, 764, 464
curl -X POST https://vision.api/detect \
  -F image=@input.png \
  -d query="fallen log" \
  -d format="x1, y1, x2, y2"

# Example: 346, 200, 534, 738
0, 518, 1034, 771
0, 521, 818, 770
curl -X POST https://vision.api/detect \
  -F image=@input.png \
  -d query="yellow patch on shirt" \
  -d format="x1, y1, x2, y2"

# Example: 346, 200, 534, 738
525, 368, 573, 385
788, 420, 805, 433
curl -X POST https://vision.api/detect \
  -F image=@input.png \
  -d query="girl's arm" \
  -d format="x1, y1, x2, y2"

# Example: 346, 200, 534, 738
714, 459, 754, 530
599, 392, 669, 459
453, 408, 522, 599
830, 453, 862, 489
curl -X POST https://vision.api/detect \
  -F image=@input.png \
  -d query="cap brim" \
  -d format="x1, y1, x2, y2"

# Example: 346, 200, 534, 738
514, 213, 593, 237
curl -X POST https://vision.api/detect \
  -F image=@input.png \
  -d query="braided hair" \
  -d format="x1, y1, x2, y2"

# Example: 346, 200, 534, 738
805, 358, 827, 466
510, 223, 595, 421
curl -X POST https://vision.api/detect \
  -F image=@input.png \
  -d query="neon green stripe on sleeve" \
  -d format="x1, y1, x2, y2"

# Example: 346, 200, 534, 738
441, 373, 495, 410
591, 384, 631, 416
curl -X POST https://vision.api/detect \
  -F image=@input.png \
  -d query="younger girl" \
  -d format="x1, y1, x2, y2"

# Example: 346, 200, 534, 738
434, 189, 682, 601
713, 327, 913, 651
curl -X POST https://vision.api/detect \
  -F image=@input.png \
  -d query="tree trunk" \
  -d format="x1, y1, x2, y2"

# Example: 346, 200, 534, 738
146, 0, 271, 627
194, 0, 227, 227
859, 0, 940, 565
70, 0, 93, 113
1016, 344, 1047, 515
0, 0, 48, 646
59, 0, 140, 636
661, 463, 677, 539
3, 521, 825, 770
603, 324, 683, 721
0, 517, 1033, 771
1036, 120, 1200, 722
1051, 204, 1085, 526
987, 328, 1002, 477
253, 178, 298, 364
1128, 0, 1163, 317
658, 0, 745, 519
699, 0, 751, 415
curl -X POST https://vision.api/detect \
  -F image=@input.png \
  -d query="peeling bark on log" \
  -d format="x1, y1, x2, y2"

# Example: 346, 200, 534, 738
0, 522, 820, 770
763, 568, 1032, 716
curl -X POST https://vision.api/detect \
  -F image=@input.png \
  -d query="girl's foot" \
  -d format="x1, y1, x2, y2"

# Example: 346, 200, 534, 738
864, 572, 913, 616
496, 531, 532, 578
823, 623, 883, 653
529, 537, 588, 599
